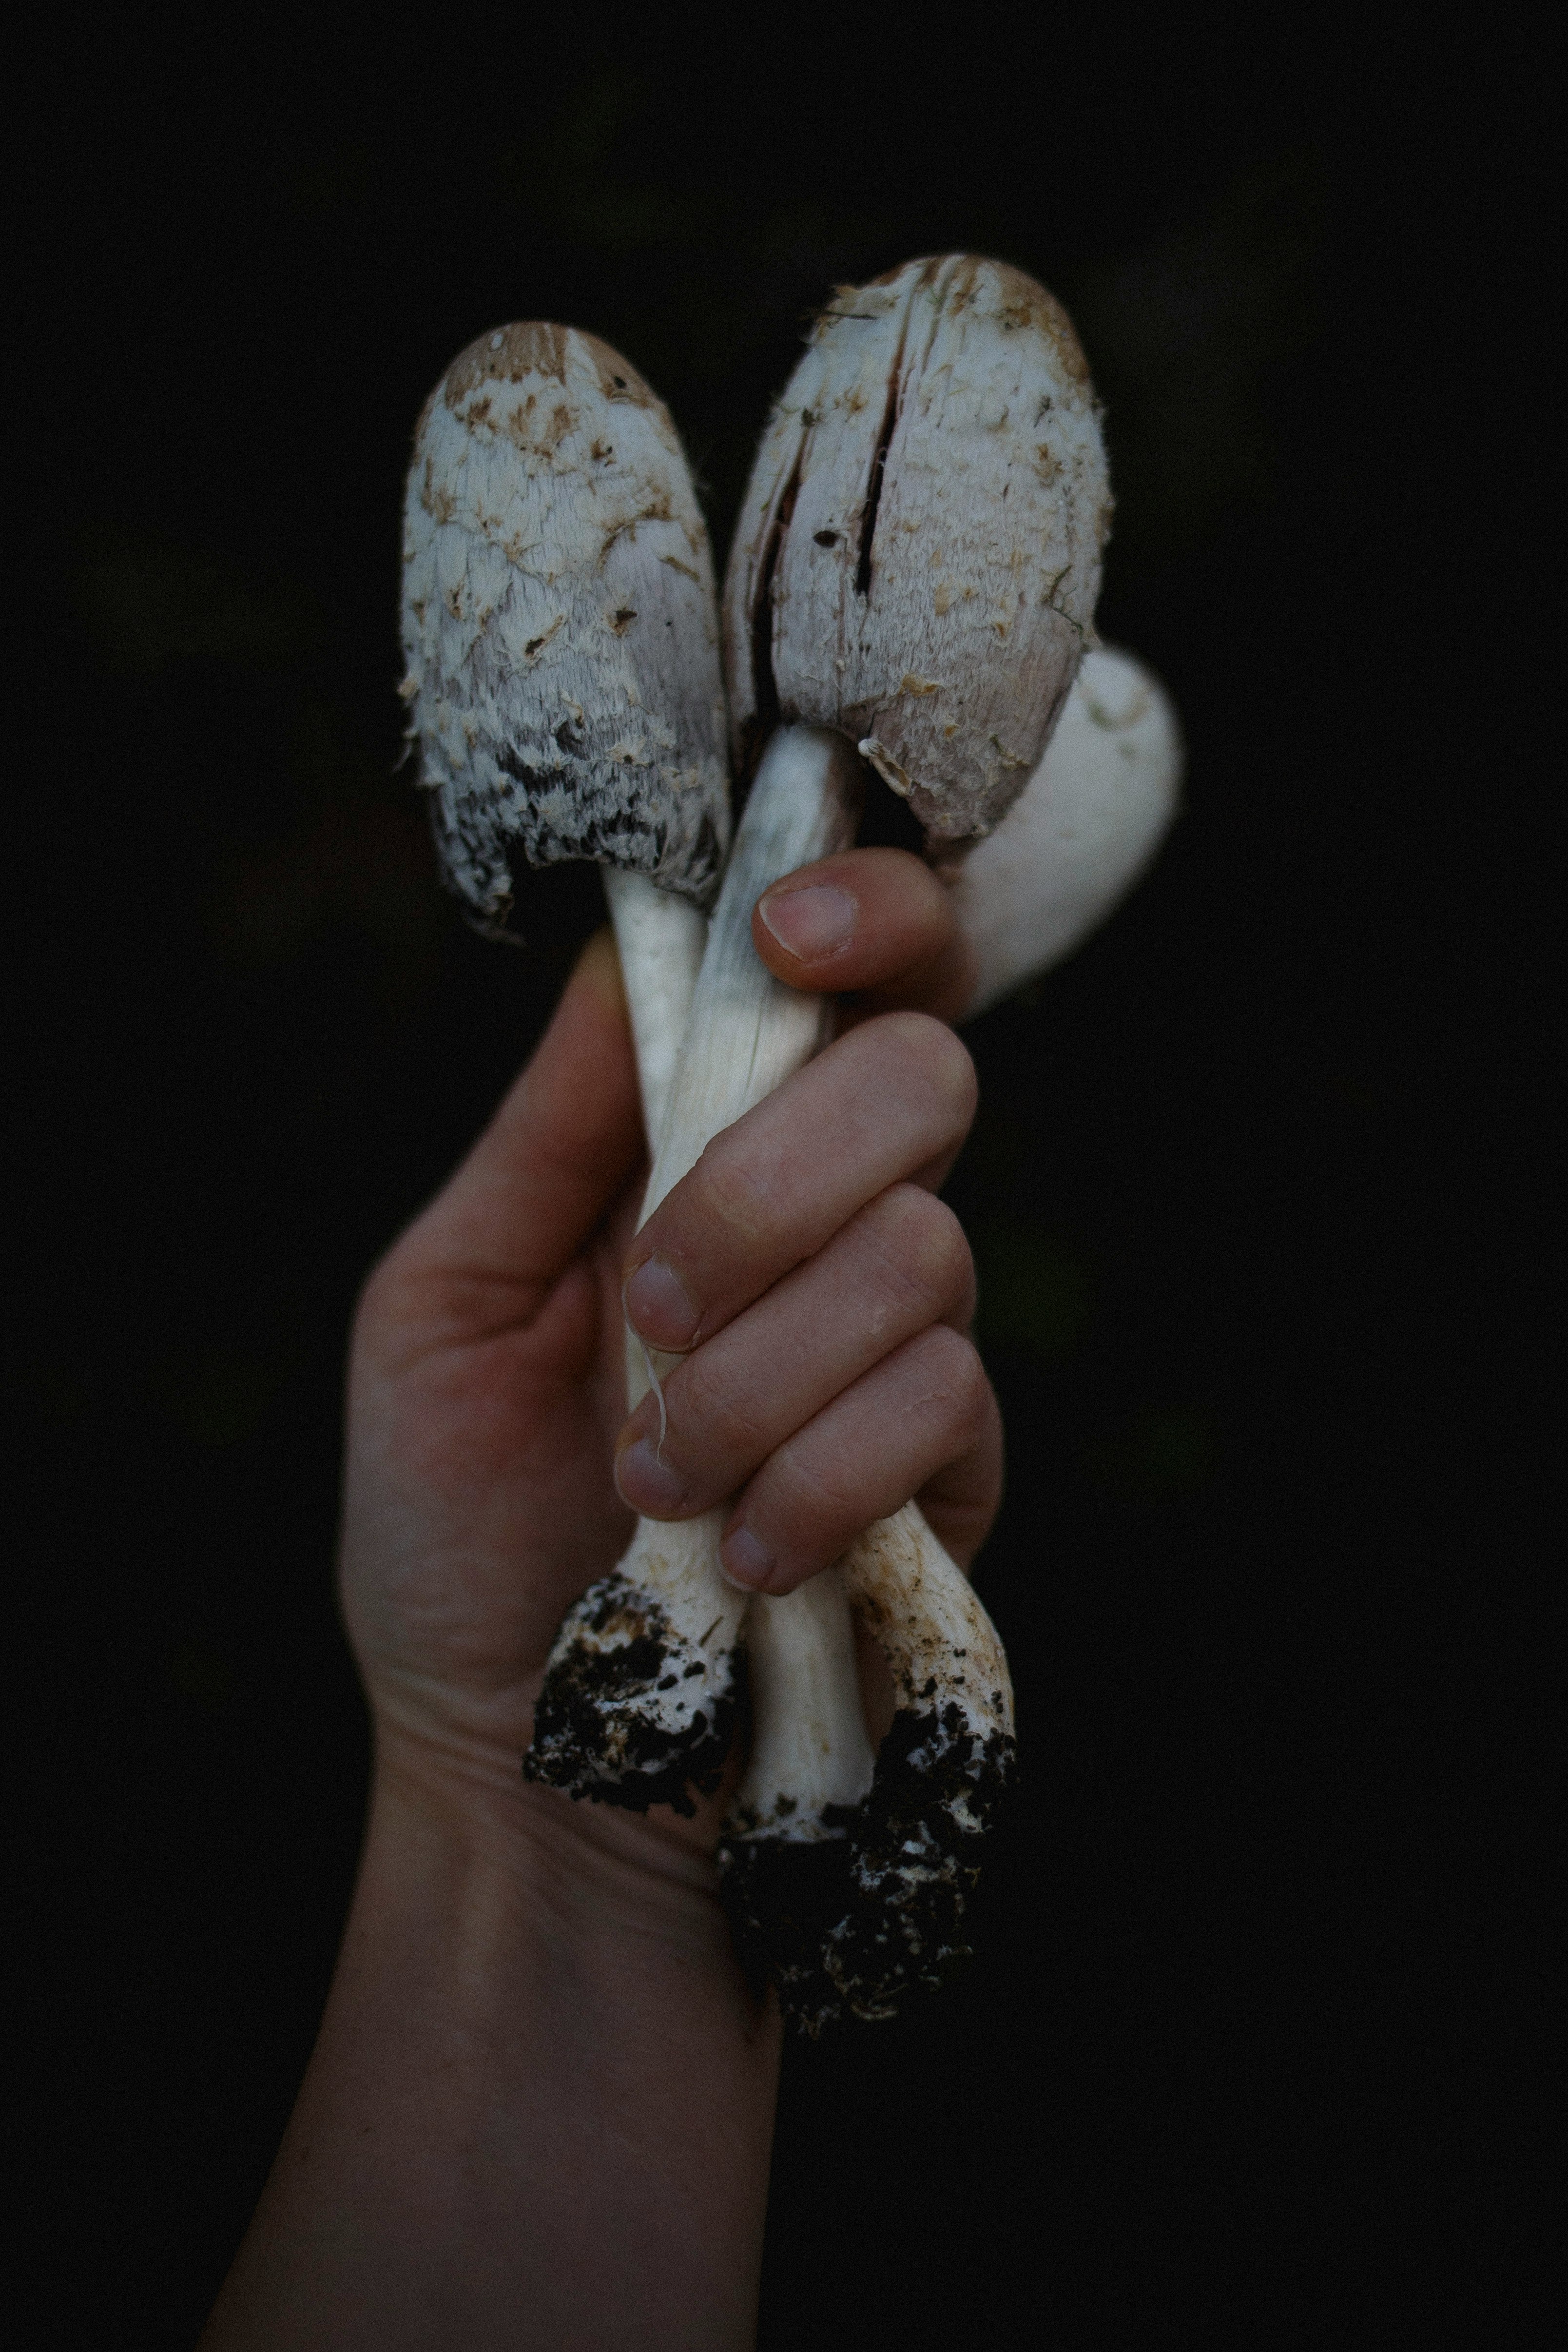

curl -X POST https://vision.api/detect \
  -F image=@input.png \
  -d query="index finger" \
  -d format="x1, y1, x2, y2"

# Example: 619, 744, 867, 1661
751, 847, 979, 1024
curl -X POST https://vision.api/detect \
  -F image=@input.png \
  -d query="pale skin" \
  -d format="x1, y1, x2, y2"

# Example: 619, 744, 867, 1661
202, 847, 1001, 2352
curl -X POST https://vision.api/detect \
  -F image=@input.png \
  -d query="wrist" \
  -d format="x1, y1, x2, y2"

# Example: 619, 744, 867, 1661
204, 1718, 779, 2352
363, 1715, 739, 1977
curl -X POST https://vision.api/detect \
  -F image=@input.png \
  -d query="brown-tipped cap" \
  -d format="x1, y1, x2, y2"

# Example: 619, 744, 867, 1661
723, 254, 1111, 845
402, 324, 730, 934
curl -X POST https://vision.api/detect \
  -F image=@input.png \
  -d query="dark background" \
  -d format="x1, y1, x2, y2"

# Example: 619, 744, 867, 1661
9, 14, 1546, 2346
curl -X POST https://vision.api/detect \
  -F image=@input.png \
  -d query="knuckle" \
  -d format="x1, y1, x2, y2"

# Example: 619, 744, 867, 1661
674, 1350, 768, 1463
865, 1186, 971, 1310
687, 1138, 775, 1249
918, 1325, 991, 1435
774, 1454, 857, 1544
880, 1010, 977, 1123
768, 1421, 860, 1521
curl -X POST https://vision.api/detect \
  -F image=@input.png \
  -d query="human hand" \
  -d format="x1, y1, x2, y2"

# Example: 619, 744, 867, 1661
616, 846, 1001, 1598
207, 848, 1000, 2351
339, 845, 999, 1855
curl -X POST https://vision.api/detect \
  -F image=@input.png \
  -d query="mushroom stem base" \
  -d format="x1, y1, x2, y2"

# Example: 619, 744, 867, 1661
525, 1518, 743, 1815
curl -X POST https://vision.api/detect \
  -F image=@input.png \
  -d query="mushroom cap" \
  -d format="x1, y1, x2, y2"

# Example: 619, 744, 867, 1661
723, 255, 1112, 844
402, 324, 731, 932
950, 644, 1183, 1015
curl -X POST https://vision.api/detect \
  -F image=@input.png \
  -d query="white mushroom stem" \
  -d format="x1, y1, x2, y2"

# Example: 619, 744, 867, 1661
729, 656, 1172, 1867
841, 1505, 1013, 1769
948, 646, 1182, 1018
789, 1504, 1016, 2026
601, 870, 708, 1407
601, 870, 709, 1165
722, 1503, 1016, 2032
604, 645, 1178, 1394
525, 726, 865, 1811
738, 1571, 875, 1830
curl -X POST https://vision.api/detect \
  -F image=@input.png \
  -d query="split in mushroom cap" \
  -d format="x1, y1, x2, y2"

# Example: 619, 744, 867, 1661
724, 254, 1112, 840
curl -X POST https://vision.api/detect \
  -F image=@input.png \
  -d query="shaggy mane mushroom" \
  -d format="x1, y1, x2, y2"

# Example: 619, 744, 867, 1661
402, 280, 1177, 2030
713, 254, 1110, 2027
400, 322, 747, 1808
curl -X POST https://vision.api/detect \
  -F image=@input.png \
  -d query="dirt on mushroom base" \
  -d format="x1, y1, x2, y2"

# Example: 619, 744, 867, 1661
525, 1571, 741, 1817
717, 1817, 863, 2025
719, 1701, 1017, 2032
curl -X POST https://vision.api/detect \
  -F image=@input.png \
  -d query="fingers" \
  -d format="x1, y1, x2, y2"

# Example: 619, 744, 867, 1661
373, 929, 642, 1335
752, 847, 979, 1023
615, 1161, 1003, 1593
908, 1407, 1007, 1575
617, 1011, 989, 1579
614, 1184, 975, 1514
622, 1012, 977, 1354
617, 1307, 1000, 1597
718, 1328, 1000, 1595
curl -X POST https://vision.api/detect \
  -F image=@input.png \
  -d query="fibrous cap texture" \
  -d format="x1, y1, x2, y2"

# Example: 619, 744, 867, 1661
402, 324, 731, 929
724, 254, 1112, 843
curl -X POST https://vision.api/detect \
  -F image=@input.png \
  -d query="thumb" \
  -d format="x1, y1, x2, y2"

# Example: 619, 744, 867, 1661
386, 926, 644, 1319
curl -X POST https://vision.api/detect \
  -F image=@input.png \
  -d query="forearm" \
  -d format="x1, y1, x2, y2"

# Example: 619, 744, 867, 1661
202, 1739, 780, 2352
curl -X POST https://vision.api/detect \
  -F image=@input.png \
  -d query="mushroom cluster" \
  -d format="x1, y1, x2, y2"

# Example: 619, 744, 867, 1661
399, 257, 1180, 2028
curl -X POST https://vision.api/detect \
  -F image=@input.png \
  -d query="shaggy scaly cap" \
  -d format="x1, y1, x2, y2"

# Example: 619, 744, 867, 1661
402, 324, 730, 931
724, 254, 1111, 843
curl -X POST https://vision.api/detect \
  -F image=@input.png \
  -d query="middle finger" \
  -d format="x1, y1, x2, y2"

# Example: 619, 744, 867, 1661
614, 1182, 974, 1519
621, 1010, 976, 1356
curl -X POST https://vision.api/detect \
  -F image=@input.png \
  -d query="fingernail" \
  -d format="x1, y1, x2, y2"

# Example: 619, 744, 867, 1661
615, 1436, 688, 1516
623, 1256, 697, 1347
758, 883, 857, 963
719, 1523, 776, 1590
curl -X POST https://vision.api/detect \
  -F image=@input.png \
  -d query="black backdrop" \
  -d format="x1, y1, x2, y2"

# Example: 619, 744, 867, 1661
9, 14, 1544, 2346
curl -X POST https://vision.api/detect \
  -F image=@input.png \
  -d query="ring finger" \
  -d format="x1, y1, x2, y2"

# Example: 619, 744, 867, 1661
717, 1324, 999, 1595
614, 1183, 975, 1520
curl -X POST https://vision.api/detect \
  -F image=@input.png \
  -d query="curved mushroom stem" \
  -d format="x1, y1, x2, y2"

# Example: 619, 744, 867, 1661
525, 727, 864, 1810
720, 1503, 1015, 2033
541, 743, 1024, 2022
826, 1503, 1016, 2020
